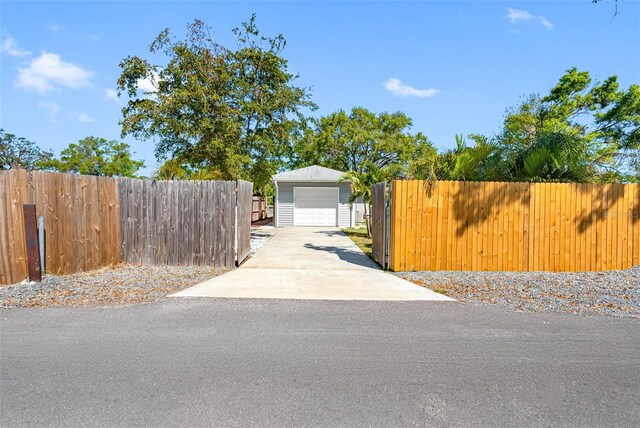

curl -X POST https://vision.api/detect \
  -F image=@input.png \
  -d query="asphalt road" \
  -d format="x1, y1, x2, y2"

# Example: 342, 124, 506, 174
1, 299, 639, 427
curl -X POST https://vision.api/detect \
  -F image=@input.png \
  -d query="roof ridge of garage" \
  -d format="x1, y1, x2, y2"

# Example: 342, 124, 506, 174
272, 165, 347, 182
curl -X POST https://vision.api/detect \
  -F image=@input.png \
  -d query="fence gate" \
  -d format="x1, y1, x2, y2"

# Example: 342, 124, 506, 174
371, 182, 389, 269
235, 180, 253, 265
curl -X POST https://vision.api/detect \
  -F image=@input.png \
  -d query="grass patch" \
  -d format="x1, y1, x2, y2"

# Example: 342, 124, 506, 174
341, 227, 373, 258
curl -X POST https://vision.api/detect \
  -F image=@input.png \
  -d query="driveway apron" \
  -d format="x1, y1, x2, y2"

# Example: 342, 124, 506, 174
171, 227, 453, 301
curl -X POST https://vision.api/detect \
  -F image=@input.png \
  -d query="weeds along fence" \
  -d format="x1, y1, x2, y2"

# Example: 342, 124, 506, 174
0, 169, 252, 285
372, 180, 640, 272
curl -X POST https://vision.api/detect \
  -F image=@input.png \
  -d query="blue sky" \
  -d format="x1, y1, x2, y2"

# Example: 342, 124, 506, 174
1, 1, 639, 176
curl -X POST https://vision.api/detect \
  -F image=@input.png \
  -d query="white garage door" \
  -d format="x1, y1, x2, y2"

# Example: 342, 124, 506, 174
294, 187, 339, 226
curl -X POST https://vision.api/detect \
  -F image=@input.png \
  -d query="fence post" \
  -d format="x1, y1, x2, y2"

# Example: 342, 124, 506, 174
234, 184, 239, 265
23, 204, 42, 282
38, 215, 45, 274
384, 182, 391, 270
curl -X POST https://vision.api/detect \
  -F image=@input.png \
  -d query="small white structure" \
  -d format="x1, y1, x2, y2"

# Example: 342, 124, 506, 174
272, 165, 355, 228
352, 195, 366, 224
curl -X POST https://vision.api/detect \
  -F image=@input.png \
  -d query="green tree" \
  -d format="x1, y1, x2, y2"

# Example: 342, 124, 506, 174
41, 137, 144, 177
417, 134, 500, 181
0, 129, 53, 170
429, 68, 640, 183
499, 68, 638, 182
294, 107, 433, 175
117, 16, 315, 194
153, 159, 222, 180
339, 163, 391, 237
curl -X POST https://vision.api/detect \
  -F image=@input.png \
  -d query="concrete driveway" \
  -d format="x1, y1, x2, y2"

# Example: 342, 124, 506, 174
172, 227, 451, 301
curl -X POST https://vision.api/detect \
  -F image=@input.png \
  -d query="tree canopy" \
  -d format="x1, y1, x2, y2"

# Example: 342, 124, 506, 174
152, 159, 222, 180
117, 16, 315, 194
498, 68, 639, 182
0, 129, 53, 170
40, 136, 144, 177
293, 107, 433, 176
411, 68, 640, 183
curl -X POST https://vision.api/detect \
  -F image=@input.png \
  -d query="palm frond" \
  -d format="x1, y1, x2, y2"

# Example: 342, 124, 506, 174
523, 147, 551, 179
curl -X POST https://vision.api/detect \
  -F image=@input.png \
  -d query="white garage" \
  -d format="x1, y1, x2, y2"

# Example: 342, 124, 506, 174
272, 165, 354, 228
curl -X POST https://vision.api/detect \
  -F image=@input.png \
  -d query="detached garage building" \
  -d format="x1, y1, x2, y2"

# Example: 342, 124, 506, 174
272, 165, 354, 228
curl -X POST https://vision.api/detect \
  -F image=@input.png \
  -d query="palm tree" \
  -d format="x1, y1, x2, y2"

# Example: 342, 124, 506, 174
340, 163, 387, 237
153, 159, 223, 181
505, 132, 597, 182
153, 159, 188, 180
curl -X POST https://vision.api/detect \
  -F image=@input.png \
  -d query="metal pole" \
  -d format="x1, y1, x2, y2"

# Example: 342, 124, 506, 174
23, 205, 42, 282
38, 215, 45, 274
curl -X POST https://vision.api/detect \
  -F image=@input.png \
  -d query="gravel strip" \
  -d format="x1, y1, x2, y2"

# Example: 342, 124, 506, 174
0, 227, 276, 309
0, 264, 227, 308
397, 266, 640, 318
250, 226, 277, 255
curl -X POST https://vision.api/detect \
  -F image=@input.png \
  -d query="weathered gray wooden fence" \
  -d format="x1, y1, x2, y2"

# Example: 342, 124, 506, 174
117, 178, 252, 268
236, 181, 253, 265
371, 182, 388, 268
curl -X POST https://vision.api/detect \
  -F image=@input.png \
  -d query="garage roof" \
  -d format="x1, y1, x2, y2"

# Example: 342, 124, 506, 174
272, 165, 348, 182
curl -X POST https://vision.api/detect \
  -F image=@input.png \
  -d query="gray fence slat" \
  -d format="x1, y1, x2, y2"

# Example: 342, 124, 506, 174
371, 182, 387, 268
235, 180, 253, 265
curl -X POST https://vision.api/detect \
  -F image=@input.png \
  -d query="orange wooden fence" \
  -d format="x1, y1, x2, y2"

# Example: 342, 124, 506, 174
0, 169, 121, 285
380, 180, 640, 272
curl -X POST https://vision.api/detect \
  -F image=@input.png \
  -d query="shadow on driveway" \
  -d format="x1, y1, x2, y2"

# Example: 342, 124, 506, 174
303, 243, 380, 269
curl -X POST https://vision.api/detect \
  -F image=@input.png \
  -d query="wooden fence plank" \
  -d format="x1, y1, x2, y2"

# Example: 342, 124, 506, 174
5, 169, 31, 283
446, 181, 456, 271
454, 181, 464, 271
0, 172, 10, 283
429, 182, 439, 270
236, 180, 253, 265
436, 181, 448, 270
371, 182, 387, 267
634, 184, 640, 266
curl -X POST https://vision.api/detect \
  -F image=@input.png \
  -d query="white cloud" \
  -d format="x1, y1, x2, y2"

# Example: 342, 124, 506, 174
0, 35, 31, 57
137, 72, 159, 93
77, 113, 94, 123
506, 8, 554, 30
16, 52, 92, 93
537, 16, 554, 30
383, 78, 439, 98
132, 71, 161, 100
37, 101, 60, 123
104, 88, 120, 103
506, 8, 533, 22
